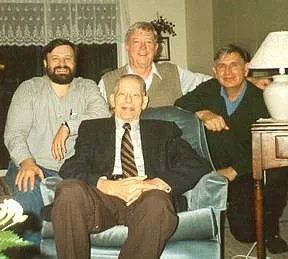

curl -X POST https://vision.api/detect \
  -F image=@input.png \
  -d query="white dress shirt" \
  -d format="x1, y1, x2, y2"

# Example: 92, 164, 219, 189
98, 63, 212, 101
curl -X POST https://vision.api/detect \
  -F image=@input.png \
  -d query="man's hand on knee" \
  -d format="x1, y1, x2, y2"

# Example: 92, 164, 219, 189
16, 158, 44, 192
97, 176, 170, 206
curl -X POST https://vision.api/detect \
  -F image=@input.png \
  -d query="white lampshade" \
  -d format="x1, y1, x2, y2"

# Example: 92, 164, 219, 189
249, 31, 288, 121
249, 31, 288, 71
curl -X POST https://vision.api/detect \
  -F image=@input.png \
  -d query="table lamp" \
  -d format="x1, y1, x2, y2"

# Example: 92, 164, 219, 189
249, 31, 288, 121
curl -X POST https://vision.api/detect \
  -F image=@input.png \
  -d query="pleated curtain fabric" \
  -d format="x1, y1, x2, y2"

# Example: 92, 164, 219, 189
121, 123, 138, 178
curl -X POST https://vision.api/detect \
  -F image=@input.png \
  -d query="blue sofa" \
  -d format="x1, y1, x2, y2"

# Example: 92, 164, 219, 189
40, 106, 228, 259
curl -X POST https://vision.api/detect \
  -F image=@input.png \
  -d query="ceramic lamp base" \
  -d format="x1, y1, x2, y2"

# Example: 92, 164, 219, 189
263, 74, 288, 121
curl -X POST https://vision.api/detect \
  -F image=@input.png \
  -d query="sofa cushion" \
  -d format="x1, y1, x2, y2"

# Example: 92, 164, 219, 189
141, 106, 211, 160
42, 207, 217, 246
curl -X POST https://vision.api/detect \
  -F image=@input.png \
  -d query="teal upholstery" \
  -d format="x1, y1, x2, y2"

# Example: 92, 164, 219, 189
40, 106, 228, 259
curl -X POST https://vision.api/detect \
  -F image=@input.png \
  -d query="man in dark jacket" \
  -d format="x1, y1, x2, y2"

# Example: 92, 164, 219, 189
51, 74, 212, 259
175, 44, 288, 254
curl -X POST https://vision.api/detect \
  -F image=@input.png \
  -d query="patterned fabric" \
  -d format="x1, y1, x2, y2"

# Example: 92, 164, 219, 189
121, 123, 138, 177
0, 0, 128, 48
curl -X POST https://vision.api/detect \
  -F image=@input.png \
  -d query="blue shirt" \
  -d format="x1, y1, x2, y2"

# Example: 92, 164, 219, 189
220, 81, 247, 116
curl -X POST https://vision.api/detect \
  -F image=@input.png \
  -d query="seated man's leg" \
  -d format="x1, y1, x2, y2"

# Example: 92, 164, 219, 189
120, 190, 178, 259
227, 168, 288, 253
226, 174, 256, 243
4, 160, 57, 245
206, 130, 256, 242
51, 179, 121, 259
6, 161, 43, 215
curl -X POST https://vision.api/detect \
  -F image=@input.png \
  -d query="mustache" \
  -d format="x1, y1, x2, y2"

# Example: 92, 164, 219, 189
54, 66, 71, 71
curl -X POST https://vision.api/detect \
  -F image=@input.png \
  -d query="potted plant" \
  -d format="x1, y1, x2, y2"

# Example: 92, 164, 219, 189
150, 16, 176, 61
151, 16, 177, 39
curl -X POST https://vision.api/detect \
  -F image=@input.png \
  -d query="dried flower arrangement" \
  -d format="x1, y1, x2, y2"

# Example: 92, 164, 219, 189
151, 16, 177, 39
150, 15, 176, 62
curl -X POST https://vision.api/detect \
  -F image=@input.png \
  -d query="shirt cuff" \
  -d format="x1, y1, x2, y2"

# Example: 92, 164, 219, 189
164, 185, 172, 193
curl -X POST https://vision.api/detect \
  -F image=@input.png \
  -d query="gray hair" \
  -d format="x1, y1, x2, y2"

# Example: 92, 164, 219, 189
214, 44, 251, 64
114, 74, 147, 95
125, 22, 158, 44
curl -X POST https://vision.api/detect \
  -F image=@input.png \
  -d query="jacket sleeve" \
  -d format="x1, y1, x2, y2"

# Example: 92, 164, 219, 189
149, 123, 213, 196
59, 120, 100, 186
174, 80, 213, 112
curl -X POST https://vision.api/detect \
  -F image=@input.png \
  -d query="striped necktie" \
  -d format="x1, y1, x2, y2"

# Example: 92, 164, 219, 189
121, 123, 138, 178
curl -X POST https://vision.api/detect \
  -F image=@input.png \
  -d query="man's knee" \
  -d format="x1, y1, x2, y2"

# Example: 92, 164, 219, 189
139, 190, 175, 215
55, 179, 89, 203
13, 183, 43, 216
137, 190, 178, 236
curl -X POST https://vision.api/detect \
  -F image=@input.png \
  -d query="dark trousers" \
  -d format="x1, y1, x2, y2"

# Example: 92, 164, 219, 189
227, 168, 288, 243
51, 179, 178, 259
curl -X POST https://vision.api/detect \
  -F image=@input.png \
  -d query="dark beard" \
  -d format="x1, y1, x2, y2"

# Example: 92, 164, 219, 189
46, 66, 76, 84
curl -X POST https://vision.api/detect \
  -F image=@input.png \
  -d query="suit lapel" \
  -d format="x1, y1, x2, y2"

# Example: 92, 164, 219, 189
140, 120, 156, 171
99, 117, 116, 163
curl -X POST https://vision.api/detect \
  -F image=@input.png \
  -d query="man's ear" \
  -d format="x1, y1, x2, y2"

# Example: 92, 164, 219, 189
43, 59, 47, 69
125, 43, 129, 52
109, 93, 115, 109
212, 66, 216, 77
244, 63, 249, 77
141, 96, 149, 110
154, 43, 159, 56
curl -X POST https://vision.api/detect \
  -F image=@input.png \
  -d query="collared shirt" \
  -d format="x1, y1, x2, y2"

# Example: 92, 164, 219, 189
4, 76, 110, 171
98, 63, 211, 101
220, 81, 248, 116
127, 63, 160, 91
113, 117, 145, 176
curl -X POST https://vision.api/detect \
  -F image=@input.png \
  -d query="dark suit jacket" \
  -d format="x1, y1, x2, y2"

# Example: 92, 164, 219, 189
59, 117, 212, 196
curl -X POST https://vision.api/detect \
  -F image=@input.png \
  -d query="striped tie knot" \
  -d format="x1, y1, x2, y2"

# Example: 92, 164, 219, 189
123, 122, 131, 131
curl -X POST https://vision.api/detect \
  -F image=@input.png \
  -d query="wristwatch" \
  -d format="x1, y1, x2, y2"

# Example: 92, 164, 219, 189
61, 121, 70, 132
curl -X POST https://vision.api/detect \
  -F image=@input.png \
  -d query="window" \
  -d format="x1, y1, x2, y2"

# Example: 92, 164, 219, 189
0, 0, 130, 168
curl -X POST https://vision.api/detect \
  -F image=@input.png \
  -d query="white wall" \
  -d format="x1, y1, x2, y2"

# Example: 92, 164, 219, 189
127, 0, 188, 68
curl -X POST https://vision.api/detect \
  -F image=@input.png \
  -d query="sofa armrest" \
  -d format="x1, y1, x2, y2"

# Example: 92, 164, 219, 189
42, 207, 217, 243
40, 176, 62, 206
184, 171, 228, 211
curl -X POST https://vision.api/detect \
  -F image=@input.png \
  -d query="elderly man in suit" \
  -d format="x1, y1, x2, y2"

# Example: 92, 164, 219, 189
51, 74, 212, 259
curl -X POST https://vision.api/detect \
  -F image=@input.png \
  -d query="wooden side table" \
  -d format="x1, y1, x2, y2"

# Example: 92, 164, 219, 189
251, 121, 288, 259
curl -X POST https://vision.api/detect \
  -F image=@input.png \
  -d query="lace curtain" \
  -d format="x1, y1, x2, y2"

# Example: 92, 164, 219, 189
0, 0, 130, 64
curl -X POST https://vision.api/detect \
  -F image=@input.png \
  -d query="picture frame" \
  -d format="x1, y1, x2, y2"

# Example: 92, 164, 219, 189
158, 37, 171, 61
